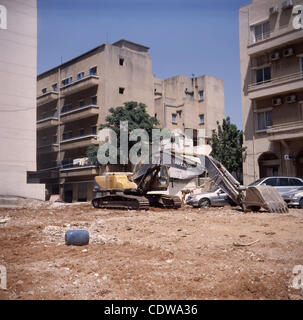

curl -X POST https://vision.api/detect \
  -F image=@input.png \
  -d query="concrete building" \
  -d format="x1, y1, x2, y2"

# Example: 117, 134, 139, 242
154, 75, 225, 143
0, 0, 44, 200
239, 0, 303, 184
36, 39, 225, 202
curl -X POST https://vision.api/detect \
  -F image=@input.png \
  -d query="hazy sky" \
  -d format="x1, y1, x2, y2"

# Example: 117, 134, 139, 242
37, 0, 250, 129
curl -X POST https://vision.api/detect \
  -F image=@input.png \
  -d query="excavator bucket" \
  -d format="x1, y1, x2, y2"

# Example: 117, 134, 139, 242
244, 185, 289, 213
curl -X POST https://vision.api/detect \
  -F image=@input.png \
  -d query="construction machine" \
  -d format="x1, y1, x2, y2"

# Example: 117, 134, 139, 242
92, 150, 288, 213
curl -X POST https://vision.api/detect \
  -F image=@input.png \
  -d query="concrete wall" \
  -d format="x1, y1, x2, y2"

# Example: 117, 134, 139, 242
0, 0, 45, 199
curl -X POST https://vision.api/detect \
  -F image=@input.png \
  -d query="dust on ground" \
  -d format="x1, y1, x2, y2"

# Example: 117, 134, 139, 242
0, 201, 303, 300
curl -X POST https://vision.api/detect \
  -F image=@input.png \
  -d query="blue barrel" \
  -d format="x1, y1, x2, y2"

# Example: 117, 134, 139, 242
65, 230, 89, 246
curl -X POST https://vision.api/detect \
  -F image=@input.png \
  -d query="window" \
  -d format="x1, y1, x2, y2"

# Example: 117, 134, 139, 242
53, 135, 57, 144
177, 111, 182, 119
254, 21, 270, 43
262, 178, 277, 186
199, 90, 204, 100
42, 136, 48, 144
52, 83, 57, 92
62, 77, 72, 86
79, 100, 85, 107
91, 126, 97, 135
256, 67, 271, 84
42, 112, 47, 119
289, 178, 303, 186
119, 87, 125, 94
89, 66, 97, 76
119, 58, 124, 66
199, 114, 205, 124
77, 72, 84, 80
257, 111, 272, 131
91, 96, 97, 105
79, 128, 85, 136
42, 88, 47, 94
52, 109, 57, 117
279, 178, 289, 186
172, 114, 177, 123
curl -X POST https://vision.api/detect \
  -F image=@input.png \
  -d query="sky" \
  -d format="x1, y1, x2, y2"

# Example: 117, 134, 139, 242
37, 0, 251, 129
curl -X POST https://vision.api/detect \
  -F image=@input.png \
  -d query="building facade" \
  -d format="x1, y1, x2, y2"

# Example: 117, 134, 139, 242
239, 0, 303, 184
36, 39, 225, 202
0, 0, 44, 200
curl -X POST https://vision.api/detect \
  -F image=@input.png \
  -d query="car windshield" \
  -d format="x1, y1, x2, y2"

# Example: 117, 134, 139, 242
249, 179, 263, 186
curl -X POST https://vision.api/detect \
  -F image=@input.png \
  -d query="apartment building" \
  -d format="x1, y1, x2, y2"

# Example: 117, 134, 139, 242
37, 39, 225, 202
239, 0, 303, 184
0, 0, 44, 200
154, 75, 225, 142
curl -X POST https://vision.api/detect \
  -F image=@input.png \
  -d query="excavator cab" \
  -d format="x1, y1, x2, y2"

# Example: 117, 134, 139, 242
150, 166, 169, 191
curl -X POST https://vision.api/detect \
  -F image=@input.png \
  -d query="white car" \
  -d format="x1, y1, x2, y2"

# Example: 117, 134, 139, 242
282, 187, 303, 208
186, 187, 234, 208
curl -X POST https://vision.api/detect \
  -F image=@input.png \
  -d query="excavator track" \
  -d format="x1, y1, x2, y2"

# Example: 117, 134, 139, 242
146, 194, 182, 209
92, 194, 149, 210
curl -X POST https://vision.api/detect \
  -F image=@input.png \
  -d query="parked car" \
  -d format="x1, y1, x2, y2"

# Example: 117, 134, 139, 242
249, 177, 303, 195
280, 187, 303, 208
186, 187, 234, 208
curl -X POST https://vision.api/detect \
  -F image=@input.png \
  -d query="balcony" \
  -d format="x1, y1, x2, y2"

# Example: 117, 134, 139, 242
267, 120, 303, 141
37, 143, 59, 154
248, 71, 303, 99
37, 117, 59, 130
60, 134, 98, 151
60, 105, 99, 123
37, 91, 59, 106
60, 75, 99, 96
247, 28, 303, 56
60, 157, 98, 177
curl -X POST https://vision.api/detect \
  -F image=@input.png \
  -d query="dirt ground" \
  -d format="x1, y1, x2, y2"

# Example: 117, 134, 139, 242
0, 201, 303, 300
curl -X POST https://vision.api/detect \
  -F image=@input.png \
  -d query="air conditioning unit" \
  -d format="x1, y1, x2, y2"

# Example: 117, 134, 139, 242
272, 97, 282, 106
283, 48, 294, 57
281, 0, 293, 10
269, 6, 279, 14
270, 52, 280, 61
286, 94, 297, 103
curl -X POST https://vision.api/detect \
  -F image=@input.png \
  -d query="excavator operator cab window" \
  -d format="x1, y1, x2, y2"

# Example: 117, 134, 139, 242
158, 167, 169, 186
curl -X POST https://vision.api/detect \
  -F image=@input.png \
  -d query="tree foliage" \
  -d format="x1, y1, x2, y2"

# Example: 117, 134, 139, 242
100, 101, 159, 138
210, 117, 246, 177
87, 101, 159, 165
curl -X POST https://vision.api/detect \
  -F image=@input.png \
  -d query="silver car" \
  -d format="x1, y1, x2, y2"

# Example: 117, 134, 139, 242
186, 187, 232, 208
281, 187, 303, 208
249, 176, 303, 195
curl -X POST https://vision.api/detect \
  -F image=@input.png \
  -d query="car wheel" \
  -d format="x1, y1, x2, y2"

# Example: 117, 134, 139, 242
198, 198, 210, 208
299, 198, 303, 209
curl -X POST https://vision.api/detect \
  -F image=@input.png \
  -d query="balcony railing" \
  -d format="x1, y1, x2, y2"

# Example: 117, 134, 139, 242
248, 71, 303, 91
61, 134, 98, 144
267, 120, 303, 141
60, 75, 99, 96
60, 104, 99, 123
37, 91, 59, 106
37, 143, 59, 154
37, 116, 59, 130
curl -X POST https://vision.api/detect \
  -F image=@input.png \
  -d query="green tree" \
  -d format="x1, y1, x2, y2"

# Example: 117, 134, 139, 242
100, 101, 159, 138
87, 101, 159, 165
210, 117, 246, 181
86, 145, 99, 166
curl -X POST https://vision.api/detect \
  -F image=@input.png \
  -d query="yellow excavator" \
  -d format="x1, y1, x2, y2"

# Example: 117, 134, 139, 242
92, 150, 288, 213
